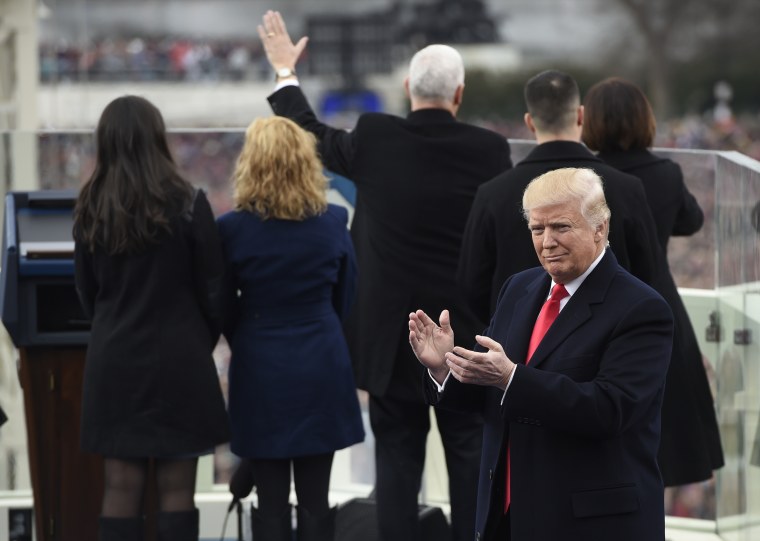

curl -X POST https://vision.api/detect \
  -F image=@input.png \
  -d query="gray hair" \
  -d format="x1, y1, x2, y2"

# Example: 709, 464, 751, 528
408, 44, 465, 104
522, 168, 611, 232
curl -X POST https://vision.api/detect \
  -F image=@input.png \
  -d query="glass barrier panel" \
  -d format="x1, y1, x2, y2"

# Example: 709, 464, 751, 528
713, 152, 760, 540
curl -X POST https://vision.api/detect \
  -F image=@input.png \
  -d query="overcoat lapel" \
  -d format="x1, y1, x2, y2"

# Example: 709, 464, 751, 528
527, 251, 619, 370
504, 273, 551, 364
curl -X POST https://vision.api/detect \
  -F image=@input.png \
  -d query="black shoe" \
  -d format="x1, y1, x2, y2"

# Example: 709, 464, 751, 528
157, 508, 199, 541
251, 504, 293, 541
98, 516, 144, 541
296, 506, 336, 541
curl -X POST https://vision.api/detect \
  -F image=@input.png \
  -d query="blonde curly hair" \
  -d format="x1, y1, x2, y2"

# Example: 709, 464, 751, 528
232, 116, 328, 220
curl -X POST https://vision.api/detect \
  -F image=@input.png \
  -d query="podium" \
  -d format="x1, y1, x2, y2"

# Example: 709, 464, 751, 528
0, 191, 102, 541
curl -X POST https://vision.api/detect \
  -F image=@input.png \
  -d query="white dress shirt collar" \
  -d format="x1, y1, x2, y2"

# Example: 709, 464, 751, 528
549, 248, 606, 309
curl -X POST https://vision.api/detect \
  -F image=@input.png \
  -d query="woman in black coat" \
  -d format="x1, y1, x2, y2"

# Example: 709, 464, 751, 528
218, 116, 364, 541
74, 96, 229, 541
583, 78, 724, 487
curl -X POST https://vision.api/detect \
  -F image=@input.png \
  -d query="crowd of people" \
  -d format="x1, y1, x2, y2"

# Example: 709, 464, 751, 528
39, 37, 760, 164
65, 8, 738, 541
40, 37, 271, 83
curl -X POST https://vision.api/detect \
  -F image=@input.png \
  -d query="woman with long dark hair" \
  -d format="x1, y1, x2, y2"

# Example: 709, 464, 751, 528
74, 95, 229, 541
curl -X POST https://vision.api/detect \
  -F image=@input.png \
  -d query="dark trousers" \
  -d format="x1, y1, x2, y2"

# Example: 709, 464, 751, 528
369, 393, 483, 541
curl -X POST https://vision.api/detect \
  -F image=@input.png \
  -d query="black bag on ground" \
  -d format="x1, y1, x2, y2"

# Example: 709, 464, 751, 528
335, 497, 450, 541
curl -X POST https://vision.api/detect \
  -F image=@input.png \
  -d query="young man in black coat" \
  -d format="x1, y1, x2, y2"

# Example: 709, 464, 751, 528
258, 10, 512, 541
458, 69, 660, 322
459, 69, 721, 490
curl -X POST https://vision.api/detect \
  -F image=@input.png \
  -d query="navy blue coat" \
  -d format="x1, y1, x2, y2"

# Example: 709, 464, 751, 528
430, 251, 673, 541
218, 204, 364, 458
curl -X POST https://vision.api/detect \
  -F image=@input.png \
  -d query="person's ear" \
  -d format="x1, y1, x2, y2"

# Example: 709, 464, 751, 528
453, 84, 464, 107
404, 77, 411, 100
595, 219, 608, 241
524, 113, 536, 133
577, 105, 584, 127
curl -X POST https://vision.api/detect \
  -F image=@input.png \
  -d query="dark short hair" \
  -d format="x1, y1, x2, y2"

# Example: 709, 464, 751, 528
524, 70, 580, 133
582, 77, 656, 152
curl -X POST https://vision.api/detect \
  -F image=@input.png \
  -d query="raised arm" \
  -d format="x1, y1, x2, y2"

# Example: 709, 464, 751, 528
259, 10, 356, 177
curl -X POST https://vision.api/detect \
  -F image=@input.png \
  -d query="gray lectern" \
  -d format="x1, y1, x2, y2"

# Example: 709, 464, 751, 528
0, 190, 102, 541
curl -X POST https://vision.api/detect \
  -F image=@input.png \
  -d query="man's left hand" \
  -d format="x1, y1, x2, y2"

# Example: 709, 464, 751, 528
445, 335, 515, 390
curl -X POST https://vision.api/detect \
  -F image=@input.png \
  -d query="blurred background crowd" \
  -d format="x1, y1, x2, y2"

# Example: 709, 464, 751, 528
36, 0, 760, 159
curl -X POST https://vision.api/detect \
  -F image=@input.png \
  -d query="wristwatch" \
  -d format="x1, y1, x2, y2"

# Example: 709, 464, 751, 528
275, 67, 296, 81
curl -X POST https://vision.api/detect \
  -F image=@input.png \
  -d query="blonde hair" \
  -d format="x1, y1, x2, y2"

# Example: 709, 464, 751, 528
233, 116, 328, 220
522, 167, 611, 231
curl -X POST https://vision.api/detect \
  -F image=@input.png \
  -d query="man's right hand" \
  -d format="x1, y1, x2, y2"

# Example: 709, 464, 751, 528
258, 10, 308, 77
409, 309, 455, 383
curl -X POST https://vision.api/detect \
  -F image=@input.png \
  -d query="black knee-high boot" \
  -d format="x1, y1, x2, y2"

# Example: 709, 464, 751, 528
157, 508, 199, 541
296, 506, 336, 541
251, 504, 293, 541
98, 516, 145, 541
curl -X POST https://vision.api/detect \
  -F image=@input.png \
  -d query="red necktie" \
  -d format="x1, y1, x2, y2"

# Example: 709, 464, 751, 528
505, 283, 569, 512
526, 284, 569, 363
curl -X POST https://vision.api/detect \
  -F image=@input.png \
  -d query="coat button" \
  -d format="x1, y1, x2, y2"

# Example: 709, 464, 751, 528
489, 469, 493, 480
476, 533, 481, 541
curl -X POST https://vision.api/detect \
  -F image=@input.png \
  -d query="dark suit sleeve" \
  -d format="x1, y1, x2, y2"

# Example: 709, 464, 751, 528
74, 241, 97, 320
498, 139, 513, 172
505, 295, 673, 438
268, 85, 357, 178
190, 190, 225, 342
457, 185, 498, 322
671, 165, 704, 236
426, 371, 489, 414
332, 210, 358, 320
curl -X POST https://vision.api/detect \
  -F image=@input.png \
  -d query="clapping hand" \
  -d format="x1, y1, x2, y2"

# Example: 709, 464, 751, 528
409, 309, 455, 384
446, 335, 514, 391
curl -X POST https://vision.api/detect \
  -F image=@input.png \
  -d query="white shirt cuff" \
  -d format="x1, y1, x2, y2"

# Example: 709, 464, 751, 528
274, 79, 300, 92
500, 366, 517, 405
428, 369, 452, 392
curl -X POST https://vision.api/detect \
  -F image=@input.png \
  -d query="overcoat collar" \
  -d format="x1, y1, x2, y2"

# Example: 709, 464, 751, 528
519, 140, 603, 166
506, 250, 619, 369
406, 108, 457, 125
597, 148, 669, 172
